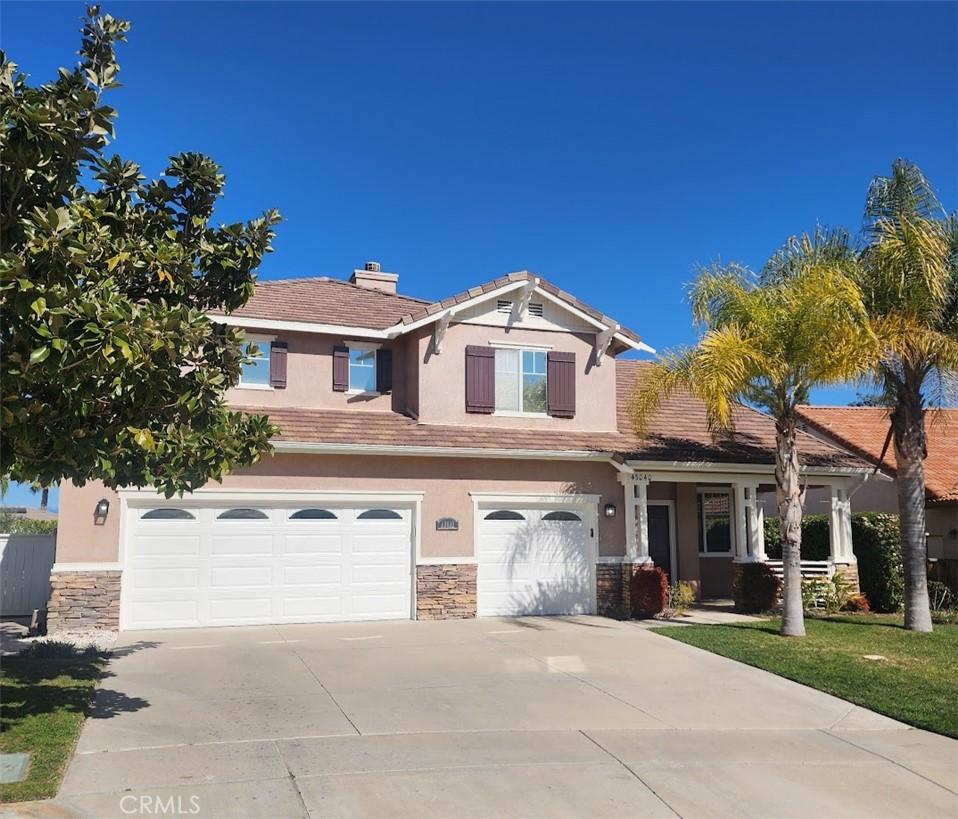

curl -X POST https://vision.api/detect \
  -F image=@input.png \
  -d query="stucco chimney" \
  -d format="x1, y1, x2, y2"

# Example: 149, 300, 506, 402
350, 261, 398, 294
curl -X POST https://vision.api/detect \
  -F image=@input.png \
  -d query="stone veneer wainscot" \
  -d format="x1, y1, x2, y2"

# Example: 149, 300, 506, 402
416, 563, 477, 620
47, 570, 121, 631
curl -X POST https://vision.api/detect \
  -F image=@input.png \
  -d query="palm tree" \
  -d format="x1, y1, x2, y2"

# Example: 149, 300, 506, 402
631, 240, 876, 636
854, 160, 958, 632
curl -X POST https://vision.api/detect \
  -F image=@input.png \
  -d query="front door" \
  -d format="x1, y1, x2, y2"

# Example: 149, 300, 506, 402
648, 505, 673, 581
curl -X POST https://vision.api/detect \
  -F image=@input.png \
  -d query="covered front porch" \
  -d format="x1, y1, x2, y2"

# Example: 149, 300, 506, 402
616, 463, 866, 599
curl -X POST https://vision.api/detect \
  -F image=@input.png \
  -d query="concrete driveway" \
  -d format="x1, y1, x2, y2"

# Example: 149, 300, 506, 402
55, 616, 957, 818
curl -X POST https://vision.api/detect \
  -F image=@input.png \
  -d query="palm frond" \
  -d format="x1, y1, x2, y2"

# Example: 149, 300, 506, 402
864, 158, 944, 230
762, 224, 856, 283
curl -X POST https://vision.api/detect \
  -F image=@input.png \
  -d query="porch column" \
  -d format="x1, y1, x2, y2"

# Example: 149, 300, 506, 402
620, 472, 651, 564
828, 484, 854, 563
734, 481, 766, 562
635, 476, 651, 564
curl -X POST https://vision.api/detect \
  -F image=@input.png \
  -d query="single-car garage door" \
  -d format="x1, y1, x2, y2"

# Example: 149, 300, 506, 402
477, 503, 596, 616
123, 501, 413, 630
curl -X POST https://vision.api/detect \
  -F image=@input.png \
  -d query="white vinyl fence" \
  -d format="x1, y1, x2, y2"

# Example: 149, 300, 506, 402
1, 533, 56, 616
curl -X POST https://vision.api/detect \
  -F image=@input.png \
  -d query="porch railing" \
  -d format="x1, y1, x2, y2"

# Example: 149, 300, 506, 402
763, 559, 833, 581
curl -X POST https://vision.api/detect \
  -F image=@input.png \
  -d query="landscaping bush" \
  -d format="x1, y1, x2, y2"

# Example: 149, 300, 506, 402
802, 572, 855, 615
852, 513, 903, 613
630, 567, 668, 618
763, 514, 830, 560
667, 581, 697, 616
843, 593, 871, 613
733, 562, 781, 613
0, 511, 57, 535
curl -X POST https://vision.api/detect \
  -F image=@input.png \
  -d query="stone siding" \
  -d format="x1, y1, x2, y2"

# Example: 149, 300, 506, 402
47, 570, 121, 631
416, 563, 477, 620
833, 561, 860, 593
596, 562, 644, 619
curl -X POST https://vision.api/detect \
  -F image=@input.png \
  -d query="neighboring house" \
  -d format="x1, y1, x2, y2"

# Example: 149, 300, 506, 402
53, 265, 877, 631
795, 406, 958, 561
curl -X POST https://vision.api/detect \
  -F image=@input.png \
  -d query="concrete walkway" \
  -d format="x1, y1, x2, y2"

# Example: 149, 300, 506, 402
40, 616, 958, 818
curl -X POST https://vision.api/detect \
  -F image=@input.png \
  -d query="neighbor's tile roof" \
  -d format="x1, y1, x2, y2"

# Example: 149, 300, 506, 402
210, 277, 431, 330
234, 362, 865, 470
211, 270, 645, 348
796, 406, 958, 502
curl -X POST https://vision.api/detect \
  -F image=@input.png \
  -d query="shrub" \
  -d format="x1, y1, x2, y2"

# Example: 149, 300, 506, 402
763, 514, 830, 560
733, 562, 781, 613
852, 513, 903, 613
803, 572, 855, 614
631, 567, 668, 618
843, 593, 871, 613
667, 581, 697, 616
928, 581, 954, 612
0, 511, 57, 535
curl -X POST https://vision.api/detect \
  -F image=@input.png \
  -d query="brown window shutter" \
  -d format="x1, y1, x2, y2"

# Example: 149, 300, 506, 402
547, 351, 576, 418
465, 345, 495, 413
376, 348, 393, 393
269, 342, 288, 389
332, 345, 349, 391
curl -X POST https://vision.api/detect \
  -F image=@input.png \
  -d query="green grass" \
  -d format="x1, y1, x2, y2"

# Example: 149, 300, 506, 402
652, 615, 958, 738
0, 647, 105, 803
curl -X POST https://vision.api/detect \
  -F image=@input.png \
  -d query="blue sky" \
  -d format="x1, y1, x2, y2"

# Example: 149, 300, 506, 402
3, 1, 956, 511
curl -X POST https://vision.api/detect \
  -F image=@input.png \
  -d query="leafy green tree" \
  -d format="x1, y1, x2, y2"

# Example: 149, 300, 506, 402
631, 236, 876, 636
1, 6, 279, 496
854, 160, 958, 632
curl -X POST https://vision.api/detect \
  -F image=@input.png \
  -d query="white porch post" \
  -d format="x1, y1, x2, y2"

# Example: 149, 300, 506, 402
827, 484, 855, 564
636, 476, 651, 564
620, 472, 651, 564
734, 481, 766, 563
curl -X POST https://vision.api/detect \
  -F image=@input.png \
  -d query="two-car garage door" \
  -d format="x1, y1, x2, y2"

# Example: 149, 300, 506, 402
124, 501, 413, 630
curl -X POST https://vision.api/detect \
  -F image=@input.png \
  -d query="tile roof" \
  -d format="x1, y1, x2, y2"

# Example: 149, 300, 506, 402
796, 406, 958, 502
233, 362, 866, 471
210, 277, 431, 330
211, 270, 645, 348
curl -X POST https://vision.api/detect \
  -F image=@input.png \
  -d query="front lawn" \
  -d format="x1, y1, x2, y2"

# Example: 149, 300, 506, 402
653, 615, 958, 738
0, 646, 105, 802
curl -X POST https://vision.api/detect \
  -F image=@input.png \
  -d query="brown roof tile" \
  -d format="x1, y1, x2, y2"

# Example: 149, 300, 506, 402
233, 361, 865, 470
211, 277, 430, 330
796, 406, 958, 502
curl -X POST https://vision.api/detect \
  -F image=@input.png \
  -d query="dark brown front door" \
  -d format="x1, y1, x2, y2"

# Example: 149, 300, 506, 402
648, 505, 672, 581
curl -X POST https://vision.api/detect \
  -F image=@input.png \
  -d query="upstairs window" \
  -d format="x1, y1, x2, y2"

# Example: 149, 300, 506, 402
348, 347, 377, 392
494, 348, 547, 414
239, 338, 271, 388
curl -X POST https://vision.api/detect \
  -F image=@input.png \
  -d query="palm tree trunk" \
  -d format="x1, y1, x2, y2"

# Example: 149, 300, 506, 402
892, 385, 933, 632
775, 416, 806, 637
40, 487, 48, 512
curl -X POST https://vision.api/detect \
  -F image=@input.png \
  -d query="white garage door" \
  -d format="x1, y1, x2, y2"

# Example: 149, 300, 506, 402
123, 501, 413, 630
477, 505, 596, 616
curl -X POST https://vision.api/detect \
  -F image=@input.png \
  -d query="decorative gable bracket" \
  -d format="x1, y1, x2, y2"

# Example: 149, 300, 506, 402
433, 312, 452, 354
514, 277, 540, 319
594, 323, 619, 366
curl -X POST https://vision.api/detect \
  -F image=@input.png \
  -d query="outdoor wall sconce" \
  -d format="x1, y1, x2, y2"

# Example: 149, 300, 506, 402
604, 503, 616, 518
93, 498, 110, 525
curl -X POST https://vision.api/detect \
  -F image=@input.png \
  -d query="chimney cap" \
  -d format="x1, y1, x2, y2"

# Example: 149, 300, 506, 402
364, 261, 381, 272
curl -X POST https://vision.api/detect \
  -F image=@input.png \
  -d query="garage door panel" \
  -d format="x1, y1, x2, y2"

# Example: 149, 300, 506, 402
210, 535, 273, 557
283, 535, 345, 555
209, 565, 272, 588
478, 505, 594, 617
132, 567, 200, 590
126, 501, 413, 629
135, 535, 200, 557
281, 564, 343, 585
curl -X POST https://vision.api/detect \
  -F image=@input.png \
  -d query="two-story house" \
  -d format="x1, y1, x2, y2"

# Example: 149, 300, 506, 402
51, 265, 879, 631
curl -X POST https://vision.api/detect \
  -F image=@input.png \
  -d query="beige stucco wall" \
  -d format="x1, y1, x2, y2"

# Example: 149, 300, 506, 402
224, 330, 406, 414
56, 454, 628, 565
414, 322, 618, 431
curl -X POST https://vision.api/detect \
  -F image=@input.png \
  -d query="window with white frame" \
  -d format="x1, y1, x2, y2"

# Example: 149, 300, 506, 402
698, 489, 733, 554
348, 346, 377, 392
494, 348, 547, 414
239, 337, 271, 387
